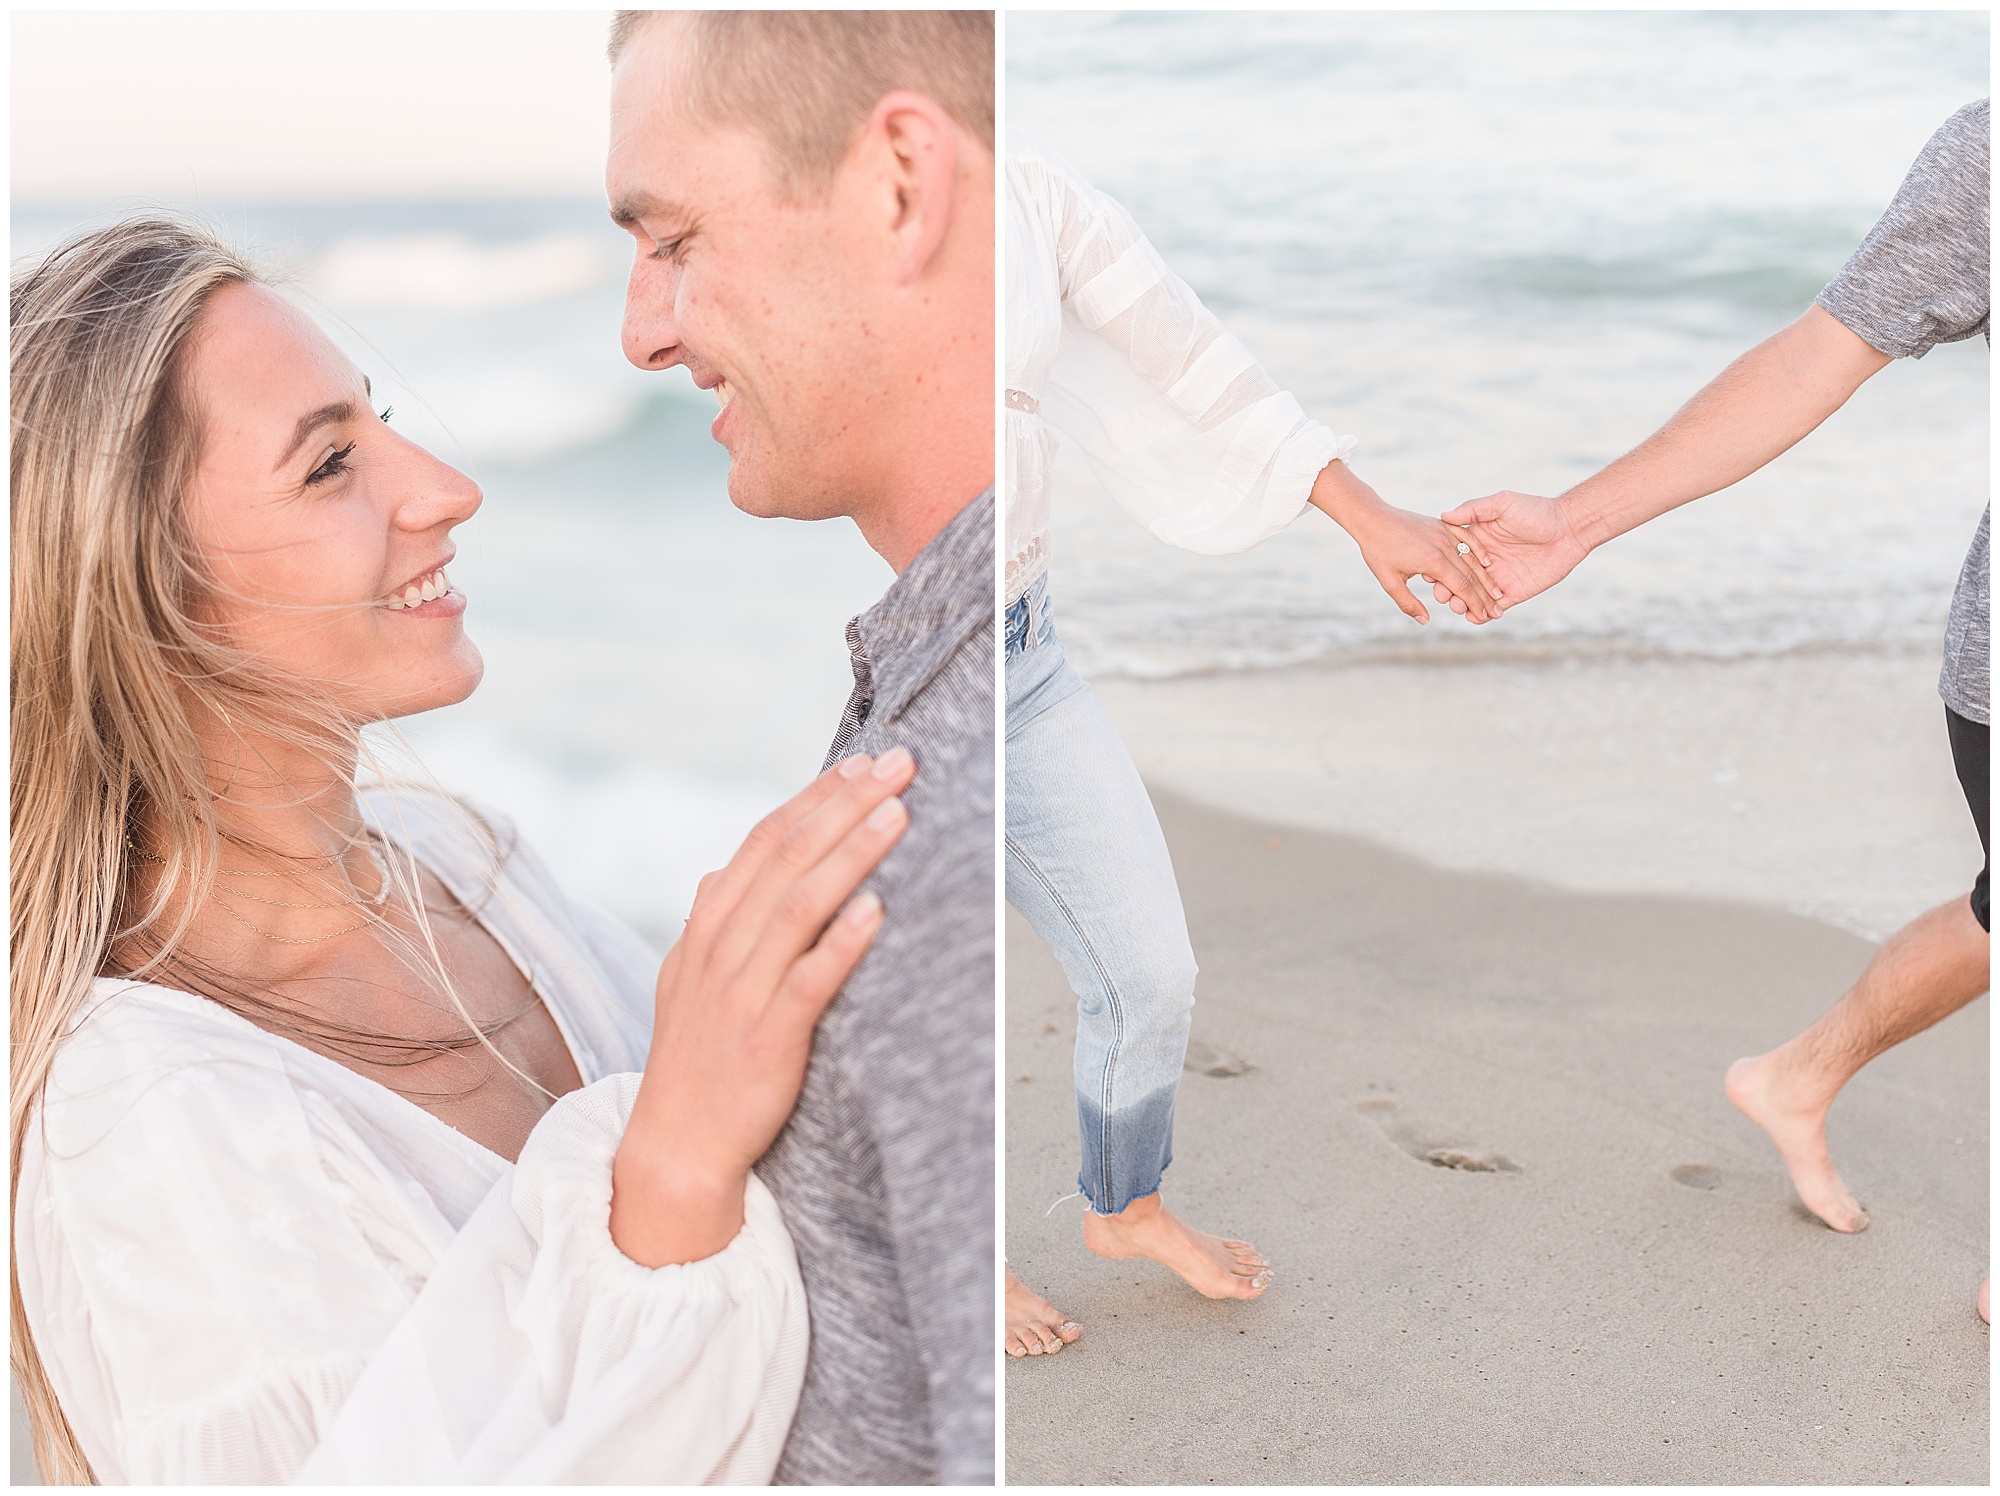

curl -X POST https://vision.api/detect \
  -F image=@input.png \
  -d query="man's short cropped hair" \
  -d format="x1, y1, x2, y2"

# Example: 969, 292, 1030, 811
609, 10, 995, 199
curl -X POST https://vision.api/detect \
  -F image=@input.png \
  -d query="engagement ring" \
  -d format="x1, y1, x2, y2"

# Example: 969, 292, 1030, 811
1456, 541, 1471, 555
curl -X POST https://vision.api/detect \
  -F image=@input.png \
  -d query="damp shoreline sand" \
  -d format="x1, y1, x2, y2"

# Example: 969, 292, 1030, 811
1088, 647, 1978, 941
1004, 651, 1988, 1485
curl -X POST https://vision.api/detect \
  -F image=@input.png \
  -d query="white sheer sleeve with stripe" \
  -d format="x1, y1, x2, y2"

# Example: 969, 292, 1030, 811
1020, 129, 1355, 555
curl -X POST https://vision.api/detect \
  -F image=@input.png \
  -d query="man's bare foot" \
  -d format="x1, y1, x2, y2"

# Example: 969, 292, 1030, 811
1978, 1276, 1989, 1326
1081, 1191, 1272, 1299
1725, 1051, 1868, 1233
1005, 1266, 1082, 1358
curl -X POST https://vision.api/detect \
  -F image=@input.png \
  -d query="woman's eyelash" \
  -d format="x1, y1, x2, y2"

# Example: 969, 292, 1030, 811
305, 442, 357, 486
303, 404, 387, 485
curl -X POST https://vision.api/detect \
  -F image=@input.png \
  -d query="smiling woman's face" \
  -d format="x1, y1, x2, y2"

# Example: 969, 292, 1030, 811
180, 282, 485, 724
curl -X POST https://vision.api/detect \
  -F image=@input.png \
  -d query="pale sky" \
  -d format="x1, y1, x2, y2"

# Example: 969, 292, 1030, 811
12, 10, 618, 201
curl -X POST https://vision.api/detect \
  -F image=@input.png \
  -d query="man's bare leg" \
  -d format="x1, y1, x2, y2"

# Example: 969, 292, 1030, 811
1082, 1191, 1273, 1299
1725, 894, 1989, 1233
1004, 1265, 1082, 1357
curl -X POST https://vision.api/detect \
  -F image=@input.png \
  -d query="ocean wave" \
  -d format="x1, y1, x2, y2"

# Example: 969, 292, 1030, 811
1066, 621, 1948, 682
410, 367, 646, 465
1467, 249, 1840, 317
1056, 560, 1960, 679
311, 231, 618, 313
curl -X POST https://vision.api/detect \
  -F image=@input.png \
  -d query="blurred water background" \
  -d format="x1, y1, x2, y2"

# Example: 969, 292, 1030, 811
1010, 10, 1989, 680
8, 199, 889, 947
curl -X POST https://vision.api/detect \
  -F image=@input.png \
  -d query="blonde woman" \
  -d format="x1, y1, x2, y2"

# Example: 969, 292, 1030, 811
10, 217, 914, 1484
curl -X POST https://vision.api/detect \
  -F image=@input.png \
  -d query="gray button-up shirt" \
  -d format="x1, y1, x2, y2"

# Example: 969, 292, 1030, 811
761, 488, 995, 1485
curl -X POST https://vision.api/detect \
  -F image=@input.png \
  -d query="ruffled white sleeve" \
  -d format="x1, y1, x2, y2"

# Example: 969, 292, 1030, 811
1029, 132, 1355, 554
17, 1002, 806, 1486
300, 1075, 806, 1484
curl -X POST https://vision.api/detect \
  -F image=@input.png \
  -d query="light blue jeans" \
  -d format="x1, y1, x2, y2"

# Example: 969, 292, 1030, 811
1005, 576, 1198, 1215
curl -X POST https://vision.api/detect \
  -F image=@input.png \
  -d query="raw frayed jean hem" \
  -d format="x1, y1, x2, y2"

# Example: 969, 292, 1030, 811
1076, 1079, 1178, 1216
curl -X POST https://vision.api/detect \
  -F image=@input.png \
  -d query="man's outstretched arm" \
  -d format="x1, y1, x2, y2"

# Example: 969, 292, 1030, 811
1444, 305, 1894, 610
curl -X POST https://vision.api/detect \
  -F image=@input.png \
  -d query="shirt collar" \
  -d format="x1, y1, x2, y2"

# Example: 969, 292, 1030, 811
848, 486, 994, 729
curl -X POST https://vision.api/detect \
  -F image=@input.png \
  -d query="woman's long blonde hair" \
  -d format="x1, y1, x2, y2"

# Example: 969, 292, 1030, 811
10, 216, 521, 1484
11, 216, 276, 1484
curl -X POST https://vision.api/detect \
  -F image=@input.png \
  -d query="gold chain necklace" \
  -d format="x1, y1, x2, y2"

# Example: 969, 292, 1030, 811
207, 896, 382, 945
217, 841, 395, 910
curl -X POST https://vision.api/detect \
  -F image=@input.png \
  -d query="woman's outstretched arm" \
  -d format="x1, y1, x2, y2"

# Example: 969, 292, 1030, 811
1019, 132, 1497, 620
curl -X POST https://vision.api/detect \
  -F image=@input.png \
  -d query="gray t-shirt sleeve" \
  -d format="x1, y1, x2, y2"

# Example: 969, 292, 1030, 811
1816, 100, 1992, 726
1816, 98, 1990, 358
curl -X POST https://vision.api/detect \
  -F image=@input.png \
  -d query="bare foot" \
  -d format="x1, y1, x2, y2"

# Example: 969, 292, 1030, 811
1725, 1052, 1868, 1233
1005, 1266, 1082, 1358
1081, 1192, 1272, 1299
1978, 1276, 1989, 1326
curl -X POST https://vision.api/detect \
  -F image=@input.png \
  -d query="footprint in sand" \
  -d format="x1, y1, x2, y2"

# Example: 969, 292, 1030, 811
1356, 1097, 1524, 1174
1669, 1163, 1723, 1191
1184, 1038, 1253, 1078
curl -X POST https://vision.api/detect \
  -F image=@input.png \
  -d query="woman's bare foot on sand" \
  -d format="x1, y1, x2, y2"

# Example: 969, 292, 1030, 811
1081, 1192, 1272, 1299
1725, 1051, 1868, 1233
1005, 1266, 1082, 1357
1978, 1277, 1989, 1325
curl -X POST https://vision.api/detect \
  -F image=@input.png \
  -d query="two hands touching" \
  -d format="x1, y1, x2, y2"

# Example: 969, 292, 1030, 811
1310, 458, 1582, 625
1319, 306, 1899, 620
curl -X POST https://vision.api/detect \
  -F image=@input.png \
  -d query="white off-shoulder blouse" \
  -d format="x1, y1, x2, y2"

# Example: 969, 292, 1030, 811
14, 791, 807, 1485
1004, 126, 1357, 604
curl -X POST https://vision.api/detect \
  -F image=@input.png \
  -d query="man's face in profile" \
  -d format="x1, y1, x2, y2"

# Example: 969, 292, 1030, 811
608, 23, 879, 522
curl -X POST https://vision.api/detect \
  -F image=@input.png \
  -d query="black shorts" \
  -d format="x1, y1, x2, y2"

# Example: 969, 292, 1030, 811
1945, 706, 1988, 932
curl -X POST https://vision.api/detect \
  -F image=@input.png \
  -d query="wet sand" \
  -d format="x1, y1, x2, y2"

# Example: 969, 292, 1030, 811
1089, 649, 1976, 941
1004, 788, 1988, 1484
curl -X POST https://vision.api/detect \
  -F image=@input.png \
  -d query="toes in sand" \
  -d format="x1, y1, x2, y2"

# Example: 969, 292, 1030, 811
1005, 1267, 1083, 1358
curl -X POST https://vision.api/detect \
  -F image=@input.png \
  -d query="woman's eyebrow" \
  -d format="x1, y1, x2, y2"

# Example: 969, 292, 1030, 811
276, 400, 360, 471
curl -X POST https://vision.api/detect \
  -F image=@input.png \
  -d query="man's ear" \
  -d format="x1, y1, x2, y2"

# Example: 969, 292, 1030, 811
860, 89, 960, 285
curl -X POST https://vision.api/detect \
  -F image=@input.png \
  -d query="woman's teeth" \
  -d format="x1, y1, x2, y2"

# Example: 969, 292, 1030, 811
384, 567, 449, 610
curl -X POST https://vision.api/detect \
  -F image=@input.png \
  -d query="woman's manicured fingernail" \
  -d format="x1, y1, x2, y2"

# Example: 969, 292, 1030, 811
872, 745, 913, 780
867, 796, 906, 831
844, 889, 883, 925
838, 754, 872, 780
